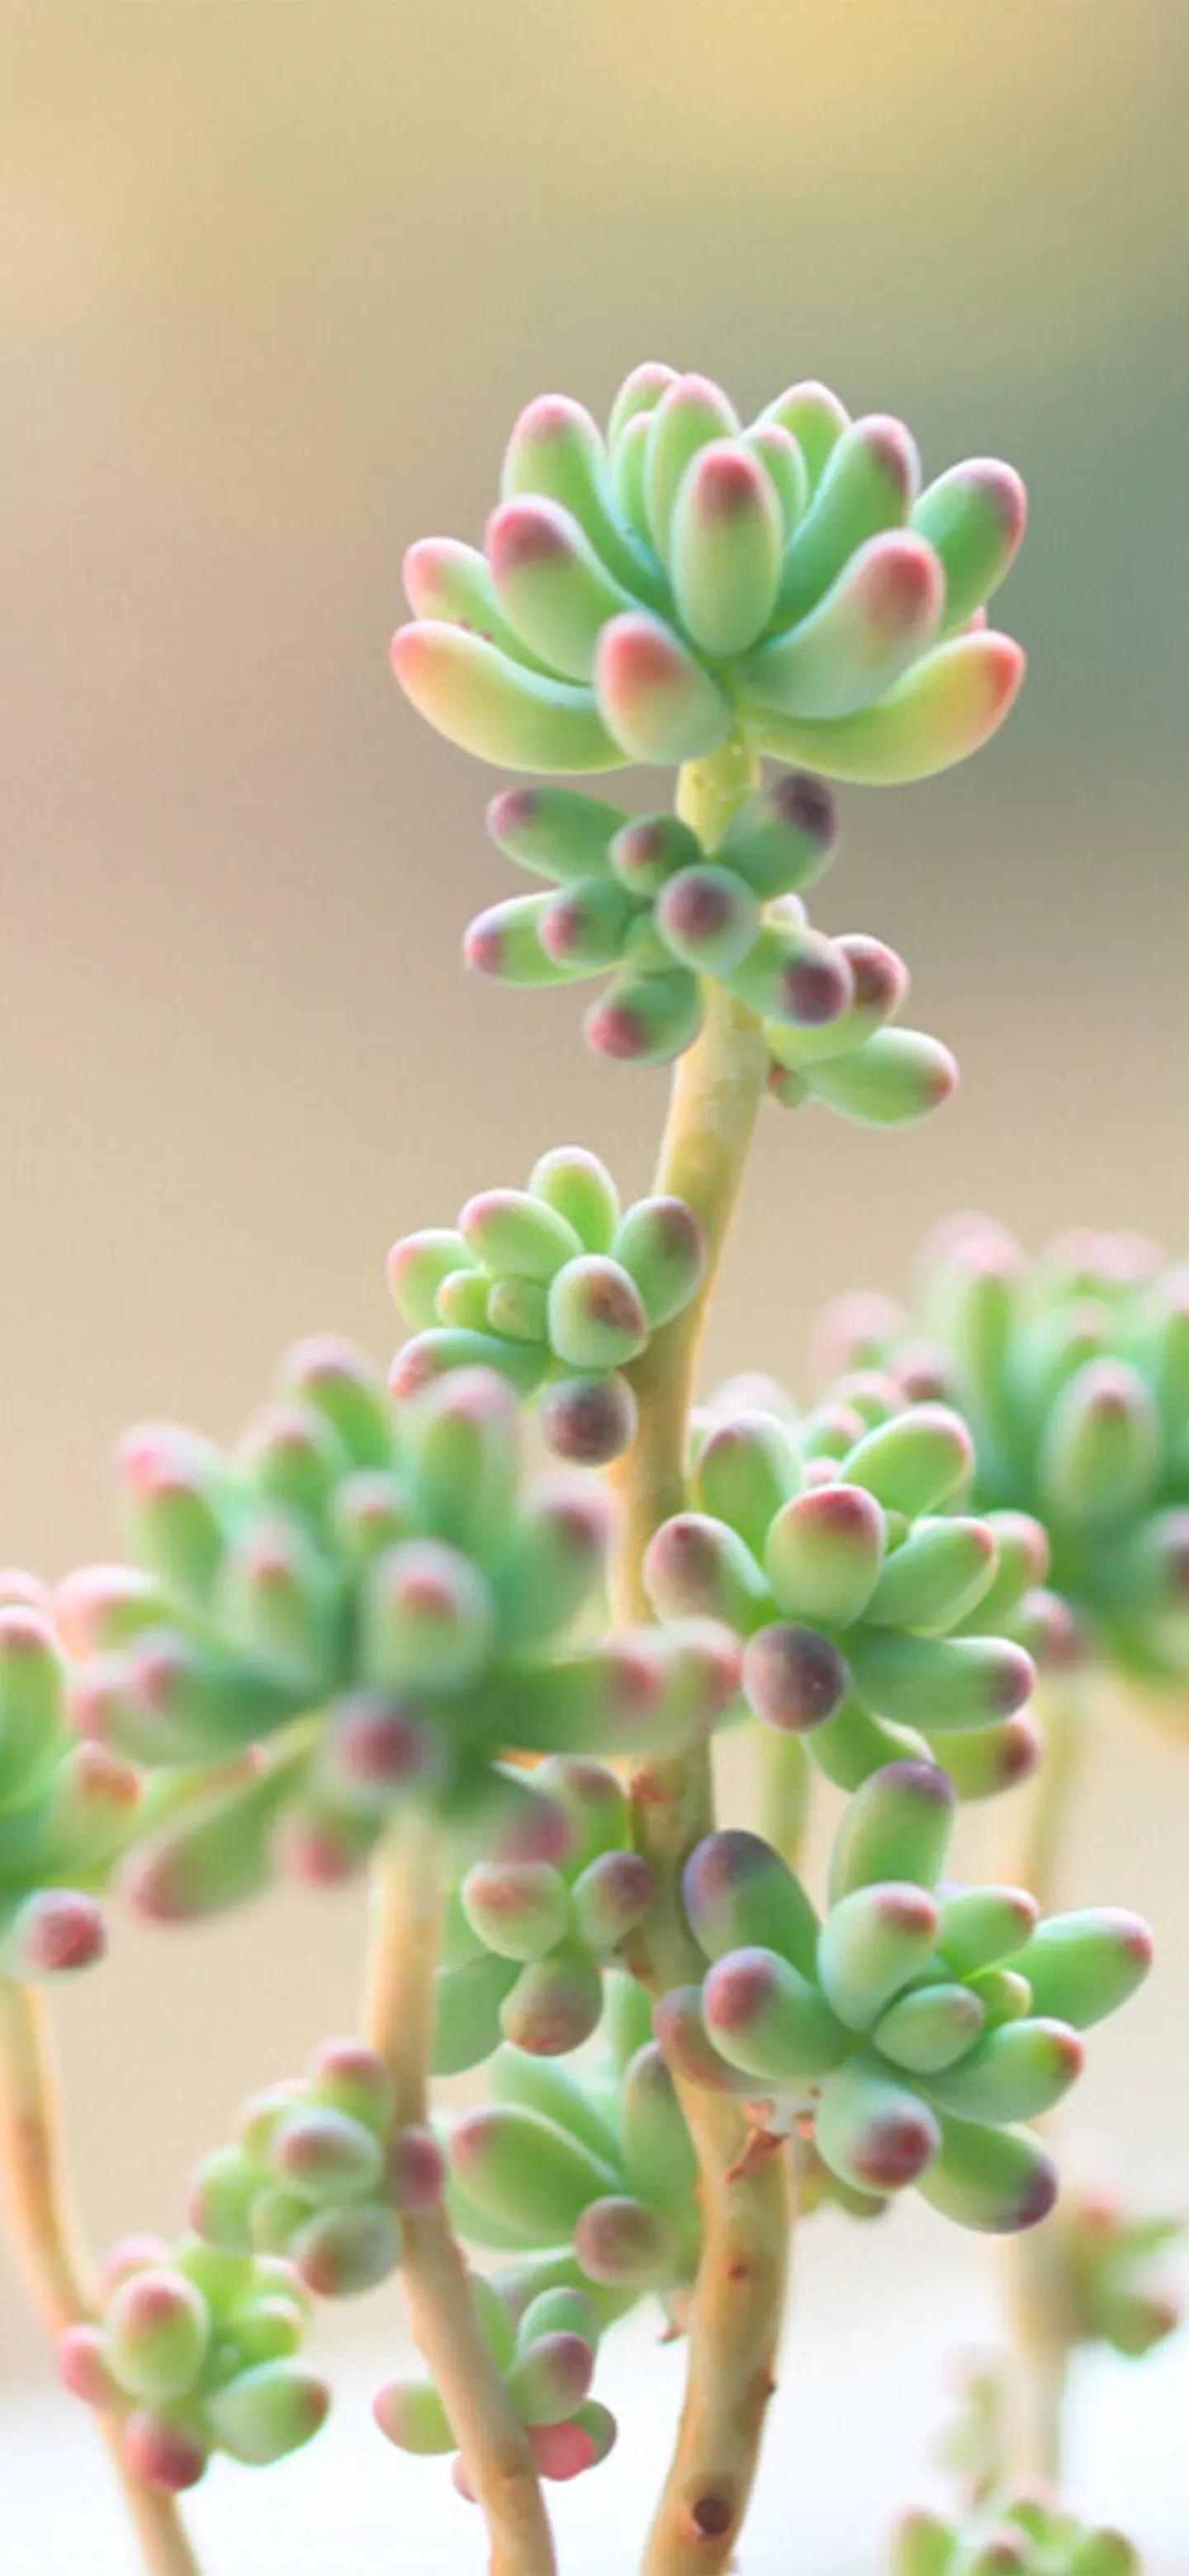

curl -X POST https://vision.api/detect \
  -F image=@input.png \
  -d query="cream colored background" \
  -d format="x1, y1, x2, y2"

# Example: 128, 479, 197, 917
1, 2, 1187, 2559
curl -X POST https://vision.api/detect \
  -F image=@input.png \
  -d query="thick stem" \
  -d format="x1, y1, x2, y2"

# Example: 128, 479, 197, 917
1013, 1674, 1087, 1911
999, 1677, 1091, 2495
364, 1821, 557, 2576
612, 737, 793, 2576
999, 2286, 1068, 2490
0, 1977, 201, 2576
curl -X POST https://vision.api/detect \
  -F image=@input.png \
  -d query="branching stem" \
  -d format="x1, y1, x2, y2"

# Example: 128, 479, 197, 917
610, 736, 793, 2576
363, 1820, 557, 2576
0, 1975, 201, 2576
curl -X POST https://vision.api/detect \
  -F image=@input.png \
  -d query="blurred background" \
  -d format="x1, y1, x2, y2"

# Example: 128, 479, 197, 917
2, 2, 1188, 2564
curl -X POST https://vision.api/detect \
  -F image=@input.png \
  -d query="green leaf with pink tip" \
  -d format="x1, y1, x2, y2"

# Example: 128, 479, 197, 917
751, 631, 1026, 783
501, 392, 664, 605
205, 2359, 329, 2465
765, 931, 908, 1072
911, 458, 1027, 633
402, 537, 556, 672
916, 2111, 1057, 2234
607, 362, 680, 452
594, 612, 732, 763
827, 1759, 955, 1901
391, 623, 622, 772
642, 372, 741, 560
466, 891, 601, 985
741, 420, 811, 538
486, 498, 638, 682
998, 1908, 1153, 2029
813, 2053, 940, 2196
757, 381, 850, 492
816, 1882, 940, 2030
451, 2104, 617, 2242
486, 784, 627, 883
921, 2015, 1083, 2122
849, 1628, 1034, 1733
703, 1944, 848, 2085
748, 532, 944, 721
583, 962, 702, 1065
669, 440, 784, 657
865, 1516, 998, 1633
770, 414, 920, 630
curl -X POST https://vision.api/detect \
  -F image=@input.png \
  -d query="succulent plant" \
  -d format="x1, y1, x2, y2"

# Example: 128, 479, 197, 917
187, 2038, 446, 2299
389, 1147, 706, 1462
464, 774, 956, 1124
392, 367, 1025, 784
433, 1758, 655, 2069
447, 2020, 703, 2319
646, 1389, 1043, 1796
656, 1761, 1150, 2230
375, 2270, 617, 2495
57, 2235, 329, 2490
9, 358, 1167, 2576
815, 1220, 1189, 1688
0, 1578, 140, 1980
1034, 2188, 1184, 2361
57, 1357, 738, 1915
891, 2498, 1140, 2576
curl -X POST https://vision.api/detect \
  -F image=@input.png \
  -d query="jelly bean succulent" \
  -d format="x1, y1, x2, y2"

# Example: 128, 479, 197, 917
389, 1147, 707, 1462
433, 1758, 655, 2067
466, 775, 955, 1121
892, 2498, 1141, 2576
58, 1353, 736, 1917
817, 1219, 1189, 1688
647, 1391, 1043, 1796
392, 365, 1025, 783
448, 2010, 703, 2325
375, 2271, 618, 2498
0, 1582, 140, 1980
0, 362, 1172, 2576
57, 2235, 329, 2490
1008, 2187, 1185, 2365
187, 2039, 446, 2299
656, 1762, 1150, 2228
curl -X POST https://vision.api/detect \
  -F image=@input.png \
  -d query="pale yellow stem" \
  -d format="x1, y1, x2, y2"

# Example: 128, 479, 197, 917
607, 736, 793, 2576
1013, 1674, 1087, 1911
0, 1976, 201, 2576
363, 1821, 557, 2576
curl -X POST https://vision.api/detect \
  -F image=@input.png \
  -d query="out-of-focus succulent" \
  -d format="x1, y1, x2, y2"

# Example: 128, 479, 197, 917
465, 778, 956, 1121
57, 2236, 328, 2490
389, 1147, 705, 1463
0, 1577, 140, 1981
815, 1220, 1189, 1689
656, 1761, 1151, 2232
374, 2268, 617, 2495
59, 1359, 739, 1918
187, 2039, 444, 2299
433, 1758, 655, 2070
939, 2352, 1009, 2510
392, 367, 1026, 784
892, 2497, 1141, 2576
647, 1390, 1042, 1796
447, 2024, 703, 2325
1034, 2188, 1184, 2361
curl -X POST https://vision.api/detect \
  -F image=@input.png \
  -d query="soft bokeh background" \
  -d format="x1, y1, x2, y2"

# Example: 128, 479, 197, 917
2, 2, 1188, 2563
